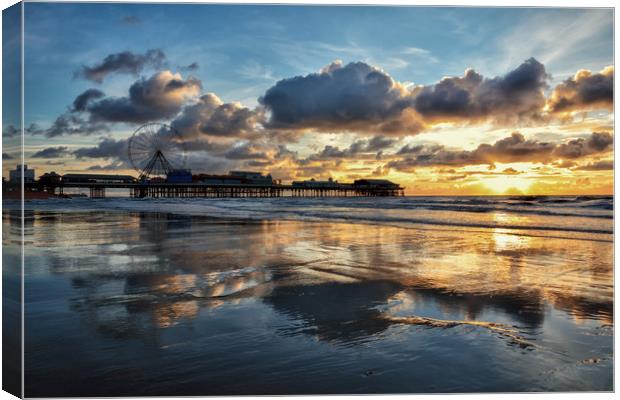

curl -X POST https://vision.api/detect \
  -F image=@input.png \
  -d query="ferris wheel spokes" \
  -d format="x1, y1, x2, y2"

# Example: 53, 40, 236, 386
127, 123, 187, 181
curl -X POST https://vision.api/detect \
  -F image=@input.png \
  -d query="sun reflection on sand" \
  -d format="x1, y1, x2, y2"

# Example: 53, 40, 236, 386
17, 210, 613, 341
13, 207, 614, 395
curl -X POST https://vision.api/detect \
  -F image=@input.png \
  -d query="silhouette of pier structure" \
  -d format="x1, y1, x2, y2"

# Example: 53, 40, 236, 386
29, 174, 405, 199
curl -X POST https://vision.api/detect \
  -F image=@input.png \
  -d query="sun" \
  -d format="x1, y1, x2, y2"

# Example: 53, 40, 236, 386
482, 176, 532, 195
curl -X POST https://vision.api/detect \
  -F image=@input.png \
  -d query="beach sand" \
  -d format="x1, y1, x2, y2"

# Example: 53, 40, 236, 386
4, 204, 612, 396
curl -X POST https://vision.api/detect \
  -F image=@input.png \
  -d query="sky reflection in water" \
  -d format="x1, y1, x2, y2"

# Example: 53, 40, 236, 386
6, 207, 612, 395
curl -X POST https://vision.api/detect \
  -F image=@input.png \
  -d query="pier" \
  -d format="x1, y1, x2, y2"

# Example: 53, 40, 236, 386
27, 180, 405, 199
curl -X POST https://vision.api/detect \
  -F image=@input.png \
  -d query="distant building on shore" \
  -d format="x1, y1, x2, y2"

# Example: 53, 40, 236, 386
39, 171, 62, 185
9, 165, 35, 183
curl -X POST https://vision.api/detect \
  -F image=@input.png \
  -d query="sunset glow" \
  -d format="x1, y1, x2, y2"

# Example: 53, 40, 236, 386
2, 4, 613, 195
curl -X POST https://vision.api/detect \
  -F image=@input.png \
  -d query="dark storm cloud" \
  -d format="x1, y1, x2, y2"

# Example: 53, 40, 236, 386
171, 93, 264, 138
75, 49, 166, 83
259, 58, 554, 135
275, 145, 298, 159
73, 137, 128, 159
32, 146, 70, 158
397, 143, 443, 155
552, 131, 613, 159
413, 58, 549, 123
87, 71, 201, 123
44, 113, 109, 137
176, 139, 232, 154
386, 132, 611, 172
223, 142, 269, 160
472, 132, 557, 163
2, 124, 19, 138
305, 135, 398, 162
1, 123, 41, 138
547, 66, 613, 113
23, 89, 109, 137
366, 135, 397, 151
259, 61, 422, 135
72, 89, 105, 112
574, 160, 613, 171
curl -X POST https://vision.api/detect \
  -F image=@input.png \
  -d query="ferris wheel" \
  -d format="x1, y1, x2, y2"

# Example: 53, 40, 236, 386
127, 123, 187, 180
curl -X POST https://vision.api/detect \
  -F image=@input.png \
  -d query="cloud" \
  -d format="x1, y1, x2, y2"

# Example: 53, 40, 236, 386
120, 16, 141, 25
73, 137, 128, 159
553, 131, 613, 159
366, 135, 397, 151
574, 160, 613, 171
171, 93, 264, 138
179, 62, 199, 72
5, 123, 52, 137
3, 124, 20, 138
401, 47, 439, 63
413, 58, 549, 124
71, 132, 276, 174
2, 152, 14, 160
397, 143, 443, 155
36, 71, 201, 137
223, 142, 269, 160
502, 167, 520, 175
386, 131, 611, 171
304, 135, 397, 161
259, 61, 422, 135
547, 66, 613, 114
72, 89, 105, 112
32, 146, 70, 158
493, 9, 612, 76
75, 49, 166, 83
259, 58, 558, 136
87, 71, 201, 123
86, 161, 129, 171
44, 113, 109, 137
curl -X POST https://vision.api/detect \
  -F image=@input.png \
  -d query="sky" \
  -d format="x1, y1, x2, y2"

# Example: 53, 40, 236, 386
2, 3, 614, 195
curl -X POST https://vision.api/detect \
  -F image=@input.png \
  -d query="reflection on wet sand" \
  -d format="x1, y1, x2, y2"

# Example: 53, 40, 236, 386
15, 209, 613, 395
20, 210, 613, 334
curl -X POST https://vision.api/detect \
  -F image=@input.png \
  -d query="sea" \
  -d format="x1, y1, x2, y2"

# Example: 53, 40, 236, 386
2, 195, 614, 395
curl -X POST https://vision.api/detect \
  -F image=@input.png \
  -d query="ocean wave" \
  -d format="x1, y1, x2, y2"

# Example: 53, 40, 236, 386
10, 195, 613, 238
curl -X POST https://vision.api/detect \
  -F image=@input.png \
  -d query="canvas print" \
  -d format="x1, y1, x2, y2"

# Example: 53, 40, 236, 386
2, 1, 614, 397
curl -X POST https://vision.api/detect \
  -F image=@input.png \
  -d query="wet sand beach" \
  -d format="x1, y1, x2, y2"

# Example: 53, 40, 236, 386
2, 196, 613, 395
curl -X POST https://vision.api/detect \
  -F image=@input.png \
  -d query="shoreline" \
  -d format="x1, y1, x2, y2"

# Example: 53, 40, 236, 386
3, 205, 613, 244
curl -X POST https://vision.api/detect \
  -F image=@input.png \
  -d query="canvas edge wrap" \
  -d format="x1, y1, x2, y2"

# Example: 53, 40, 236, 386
2, 1, 24, 398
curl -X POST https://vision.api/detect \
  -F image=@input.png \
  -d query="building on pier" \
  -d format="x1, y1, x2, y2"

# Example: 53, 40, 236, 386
353, 179, 400, 189
292, 177, 342, 188
229, 171, 274, 185
194, 171, 275, 186
62, 173, 136, 184
24, 168, 404, 199
166, 169, 193, 183
194, 174, 244, 185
